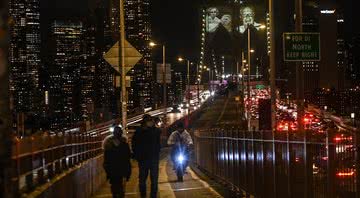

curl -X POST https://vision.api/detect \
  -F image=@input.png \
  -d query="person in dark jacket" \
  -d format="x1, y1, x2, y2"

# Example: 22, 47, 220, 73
132, 114, 161, 198
103, 126, 131, 198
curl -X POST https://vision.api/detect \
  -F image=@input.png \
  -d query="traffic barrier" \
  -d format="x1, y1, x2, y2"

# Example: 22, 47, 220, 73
194, 127, 360, 198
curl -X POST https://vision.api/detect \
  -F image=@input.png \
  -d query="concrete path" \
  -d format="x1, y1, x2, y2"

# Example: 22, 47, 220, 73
92, 153, 222, 198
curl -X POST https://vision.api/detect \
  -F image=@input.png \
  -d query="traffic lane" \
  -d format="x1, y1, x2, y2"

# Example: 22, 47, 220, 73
166, 110, 188, 126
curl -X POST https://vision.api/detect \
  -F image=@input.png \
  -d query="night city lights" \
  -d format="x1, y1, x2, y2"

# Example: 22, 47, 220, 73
1, 0, 360, 198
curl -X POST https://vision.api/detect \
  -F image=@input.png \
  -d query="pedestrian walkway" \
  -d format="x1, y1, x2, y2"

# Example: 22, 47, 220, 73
92, 153, 222, 198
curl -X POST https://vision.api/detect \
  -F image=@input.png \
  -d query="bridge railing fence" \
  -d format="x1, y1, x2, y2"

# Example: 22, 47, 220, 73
11, 131, 106, 195
194, 128, 360, 198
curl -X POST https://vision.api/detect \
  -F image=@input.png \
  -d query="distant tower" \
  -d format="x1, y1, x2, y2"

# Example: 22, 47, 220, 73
9, 0, 41, 115
110, 0, 153, 110
49, 20, 85, 129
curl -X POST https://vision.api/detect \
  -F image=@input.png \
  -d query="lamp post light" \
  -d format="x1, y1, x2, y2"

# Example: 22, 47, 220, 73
246, 24, 265, 130
178, 57, 191, 127
149, 41, 167, 116
351, 113, 356, 127
206, 68, 211, 92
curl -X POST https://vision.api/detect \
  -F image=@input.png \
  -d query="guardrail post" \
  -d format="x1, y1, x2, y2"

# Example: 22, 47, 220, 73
250, 129, 255, 195
37, 135, 46, 184
86, 134, 90, 159
326, 128, 336, 198
25, 137, 34, 191
46, 135, 54, 179
12, 137, 20, 197
242, 130, 248, 196
355, 129, 360, 198
61, 133, 67, 170
272, 130, 277, 198
259, 130, 265, 198
304, 130, 314, 198
54, 134, 61, 174
234, 128, 239, 192
68, 134, 74, 168
286, 130, 291, 197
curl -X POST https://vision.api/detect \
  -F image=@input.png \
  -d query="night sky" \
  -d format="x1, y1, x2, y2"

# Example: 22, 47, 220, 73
40, 0, 359, 66
41, 0, 202, 66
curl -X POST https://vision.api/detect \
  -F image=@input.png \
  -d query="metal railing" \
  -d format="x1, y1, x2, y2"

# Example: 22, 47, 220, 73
10, 107, 175, 195
194, 128, 360, 198
11, 132, 106, 194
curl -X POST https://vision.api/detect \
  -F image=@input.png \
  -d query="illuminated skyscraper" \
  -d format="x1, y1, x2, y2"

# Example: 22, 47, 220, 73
110, 0, 153, 111
9, 0, 41, 114
126, 0, 153, 110
92, 3, 117, 121
49, 20, 85, 129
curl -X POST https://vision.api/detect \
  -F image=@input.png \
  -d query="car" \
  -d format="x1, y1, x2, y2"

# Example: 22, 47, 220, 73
180, 102, 190, 109
171, 105, 181, 113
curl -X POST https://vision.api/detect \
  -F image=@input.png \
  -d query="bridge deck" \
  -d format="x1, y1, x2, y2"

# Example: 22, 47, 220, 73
92, 150, 222, 198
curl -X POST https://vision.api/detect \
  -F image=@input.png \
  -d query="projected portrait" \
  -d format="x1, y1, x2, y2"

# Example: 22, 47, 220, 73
220, 14, 232, 32
206, 7, 221, 33
238, 6, 263, 34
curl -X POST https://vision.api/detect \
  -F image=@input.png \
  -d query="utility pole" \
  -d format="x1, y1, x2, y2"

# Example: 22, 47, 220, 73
197, 63, 200, 106
247, 28, 251, 130
162, 45, 166, 115
295, 0, 304, 132
269, 0, 277, 130
119, 0, 127, 132
0, 1, 15, 196
241, 52, 246, 116
187, 60, 190, 126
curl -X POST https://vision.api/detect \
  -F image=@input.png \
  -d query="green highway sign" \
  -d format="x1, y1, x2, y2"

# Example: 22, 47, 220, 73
256, 84, 265, 90
283, 33, 320, 61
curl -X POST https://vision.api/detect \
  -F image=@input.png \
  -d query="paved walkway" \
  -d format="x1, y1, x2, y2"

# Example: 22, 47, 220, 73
92, 152, 222, 198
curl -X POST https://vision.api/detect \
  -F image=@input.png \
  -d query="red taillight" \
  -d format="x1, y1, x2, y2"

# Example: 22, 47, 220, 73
337, 171, 354, 177
334, 137, 342, 142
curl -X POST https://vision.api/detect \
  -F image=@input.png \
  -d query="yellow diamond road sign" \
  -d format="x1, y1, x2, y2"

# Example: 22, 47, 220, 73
103, 40, 143, 74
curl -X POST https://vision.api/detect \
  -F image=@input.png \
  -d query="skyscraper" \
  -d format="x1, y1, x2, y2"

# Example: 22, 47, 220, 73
48, 20, 85, 129
9, 0, 41, 115
93, 3, 117, 121
110, 0, 153, 111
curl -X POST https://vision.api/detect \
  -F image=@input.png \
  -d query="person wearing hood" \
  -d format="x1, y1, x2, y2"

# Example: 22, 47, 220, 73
103, 126, 131, 198
132, 114, 161, 198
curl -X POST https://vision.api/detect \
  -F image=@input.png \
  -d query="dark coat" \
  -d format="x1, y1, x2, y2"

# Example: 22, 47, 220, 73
132, 126, 161, 162
103, 135, 132, 182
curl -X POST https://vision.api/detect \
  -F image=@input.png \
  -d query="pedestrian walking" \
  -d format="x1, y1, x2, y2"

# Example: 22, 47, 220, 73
103, 126, 132, 198
132, 114, 161, 198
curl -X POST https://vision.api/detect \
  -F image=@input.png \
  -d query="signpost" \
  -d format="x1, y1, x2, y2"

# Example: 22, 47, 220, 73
283, 33, 320, 61
156, 63, 171, 84
103, 5, 143, 133
103, 40, 142, 74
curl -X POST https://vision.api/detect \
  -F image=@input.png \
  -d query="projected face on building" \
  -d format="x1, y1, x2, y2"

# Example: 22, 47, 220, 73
221, 14, 232, 32
238, 6, 262, 34
206, 7, 221, 33
206, 7, 232, 33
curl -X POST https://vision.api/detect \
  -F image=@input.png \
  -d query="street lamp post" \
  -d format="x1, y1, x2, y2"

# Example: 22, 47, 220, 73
149, 42, 167, 116
246, 25, 265, 130
207, 68, 211, 92
196, 63, 200, 107
119, 0, 127, 133
163, 45, 166, 115
351, 113, 356, 127
269, 0, 277, 131
178, 57, 191, 127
